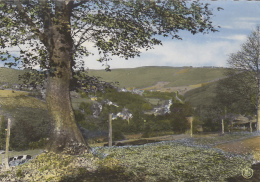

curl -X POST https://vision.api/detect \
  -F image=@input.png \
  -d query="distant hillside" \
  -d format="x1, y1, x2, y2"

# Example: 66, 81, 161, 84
0, 66, 227, 94
184, 81, 218, 107
0, 67, 25, 84
88, 66, 228, 93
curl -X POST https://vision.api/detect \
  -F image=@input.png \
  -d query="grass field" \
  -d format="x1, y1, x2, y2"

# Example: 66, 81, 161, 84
92, 134, 253, 182
0, 132, 258, 181
0, 90, 29, 97
0, 95, 46, 110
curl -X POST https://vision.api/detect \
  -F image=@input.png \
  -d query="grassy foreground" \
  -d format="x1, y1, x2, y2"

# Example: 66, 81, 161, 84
0, 135, 254, 182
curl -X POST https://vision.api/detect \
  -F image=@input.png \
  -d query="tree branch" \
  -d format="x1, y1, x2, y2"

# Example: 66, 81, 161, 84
14, 0, 47, 45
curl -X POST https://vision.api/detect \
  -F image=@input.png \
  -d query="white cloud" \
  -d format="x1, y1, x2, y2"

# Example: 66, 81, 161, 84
219, 34, 247, 41
83, 38, 244, 70
237, 17, 260, 22
219, 16, 260, 31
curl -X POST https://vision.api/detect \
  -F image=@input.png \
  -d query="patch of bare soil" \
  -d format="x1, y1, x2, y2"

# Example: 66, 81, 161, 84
215, 136, 260, 155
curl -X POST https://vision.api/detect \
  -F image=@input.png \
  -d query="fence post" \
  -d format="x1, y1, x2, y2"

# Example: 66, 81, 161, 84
108, 113, 112, 147
222, 119, 224, 135
5, 118, 11, 170
186, 116, 193, 138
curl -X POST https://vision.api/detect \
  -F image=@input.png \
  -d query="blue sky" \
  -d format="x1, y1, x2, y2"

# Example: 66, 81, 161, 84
1, 1, 260, 70
85, 0, 260, 70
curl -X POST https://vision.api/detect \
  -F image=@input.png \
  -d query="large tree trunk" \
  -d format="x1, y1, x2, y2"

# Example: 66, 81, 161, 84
46, 70, 89, 154
45, 2, 90, 154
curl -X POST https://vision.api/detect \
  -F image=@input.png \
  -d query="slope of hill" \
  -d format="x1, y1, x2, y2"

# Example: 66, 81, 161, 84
0, 67, 25, 84
88, 66, 227, 93
184, 81, 218, 107
88, 66, 182, 89
1, 66, 227, 92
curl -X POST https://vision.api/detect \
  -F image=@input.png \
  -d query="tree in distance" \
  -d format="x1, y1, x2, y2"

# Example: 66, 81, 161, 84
215, 70, 256, 117
227, 25, 260, 131
0, 0, 221, 154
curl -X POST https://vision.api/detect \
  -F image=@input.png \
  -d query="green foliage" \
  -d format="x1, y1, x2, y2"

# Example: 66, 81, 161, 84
215, 71, 256, 115
97, 156, 124, 172
29, 138, 48, 150
112, 131, 125, 141
79, 102, 93, 116
16, 169, 23, 178
142, 102, 152, 110
8, 108, 50, 151
73, 109, 85, 122
202, 118, 221, 132
169, 102, 193, 132
101, 88, 147, 112
141, 124, 152, 138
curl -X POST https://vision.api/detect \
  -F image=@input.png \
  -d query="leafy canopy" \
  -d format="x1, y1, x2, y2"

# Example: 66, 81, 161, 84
0, 0, 221, 91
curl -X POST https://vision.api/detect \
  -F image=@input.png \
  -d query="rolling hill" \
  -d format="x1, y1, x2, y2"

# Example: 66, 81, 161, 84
0, 66, 228, 96
1, 66, 227, 90
184, 81, 218, 107
87, 66, 228, 94
0, 67, 26, 84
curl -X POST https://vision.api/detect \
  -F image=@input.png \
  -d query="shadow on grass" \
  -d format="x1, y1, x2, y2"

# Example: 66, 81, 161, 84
59, 167, 146, 182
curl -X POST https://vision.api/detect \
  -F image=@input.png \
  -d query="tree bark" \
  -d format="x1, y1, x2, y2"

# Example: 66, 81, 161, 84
45, 3, 90, 154
257, 78, 260, 132
46, 69, 89, 154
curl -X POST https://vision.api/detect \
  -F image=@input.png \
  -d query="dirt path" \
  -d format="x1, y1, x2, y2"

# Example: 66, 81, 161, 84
93, 134, 190, 147
215, 136, 260, 156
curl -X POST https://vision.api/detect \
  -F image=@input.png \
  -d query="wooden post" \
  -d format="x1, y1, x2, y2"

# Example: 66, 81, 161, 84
191, 119, 193, 138
250, 121, 252, 133
222, 119, 224, 134
108, 113, 112, 147
5, 118, 11, 170
186, 117, 193, 138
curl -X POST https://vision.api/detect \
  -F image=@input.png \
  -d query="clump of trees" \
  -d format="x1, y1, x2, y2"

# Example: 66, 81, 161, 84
214, 26, 260, 131
73, 88, 196, 141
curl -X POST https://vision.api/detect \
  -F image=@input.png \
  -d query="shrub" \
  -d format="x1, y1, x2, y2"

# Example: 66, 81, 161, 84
9, 108, 51, 150
16, 169, 23, 178
112, 131, 125, 141
142, 103, 152, 110
29, 138, 48, 150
